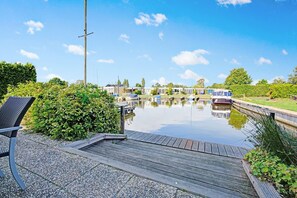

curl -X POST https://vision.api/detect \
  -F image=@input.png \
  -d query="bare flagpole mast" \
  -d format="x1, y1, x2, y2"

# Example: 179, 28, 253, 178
84, 0, 87, 87
78, 0, 93, 87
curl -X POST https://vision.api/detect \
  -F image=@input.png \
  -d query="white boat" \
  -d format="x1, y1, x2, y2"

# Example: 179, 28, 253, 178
211, 89, 232, 105
211, 104, 231, 118
126, 94, 139, 101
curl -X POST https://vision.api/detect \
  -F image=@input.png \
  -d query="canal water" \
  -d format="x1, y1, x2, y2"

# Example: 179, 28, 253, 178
125, 99, 253, 148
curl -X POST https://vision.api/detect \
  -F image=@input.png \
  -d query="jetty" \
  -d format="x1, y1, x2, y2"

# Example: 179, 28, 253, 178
78, 131, 258, 197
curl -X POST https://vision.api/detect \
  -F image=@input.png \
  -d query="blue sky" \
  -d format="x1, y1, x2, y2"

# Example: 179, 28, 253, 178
1, 0, 297, 86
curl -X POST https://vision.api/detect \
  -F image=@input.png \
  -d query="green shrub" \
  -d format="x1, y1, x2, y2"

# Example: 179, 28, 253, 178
151, 88, 158, 95
0, 61, 36, 100
245, 148, 297, 197
133, 90, 142, 95
247, 115, 297, 165
3, 82, 120, 140
230, 84, 270, 97
269, 84, 297, 99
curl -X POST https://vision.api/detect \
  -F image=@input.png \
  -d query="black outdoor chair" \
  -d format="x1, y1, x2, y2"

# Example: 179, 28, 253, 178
0, 97, 35, 190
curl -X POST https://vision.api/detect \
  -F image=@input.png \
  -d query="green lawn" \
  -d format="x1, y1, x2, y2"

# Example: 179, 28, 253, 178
240, 97, 297, 112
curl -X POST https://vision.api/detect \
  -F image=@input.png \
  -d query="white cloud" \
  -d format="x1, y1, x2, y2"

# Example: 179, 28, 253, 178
159, 32, 164, 40
97, 59, 115, 64
230, 58, 240, 65
63, 44, 85, 56
282, 49, 288, 55
24, 20, 44, 34
257, 57, 272, 65
20, 49, 39, 59
119, 34, 130, 44
172, 49, 209, 66
218, 73, 227, 79
138, 54, 152, 61
46, 73, 63, 80
42, 66, 48, 71
152, 77, 167, 86
135, 13, 167, 27
179, 69, 209, 83
217, 0, 252, 6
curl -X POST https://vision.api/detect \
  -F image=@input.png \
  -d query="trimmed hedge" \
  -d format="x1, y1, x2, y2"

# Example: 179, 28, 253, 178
230, 85, 270, 97
269, 84, 297, 99
0, 61, 36, 100
2, 82, 120, 141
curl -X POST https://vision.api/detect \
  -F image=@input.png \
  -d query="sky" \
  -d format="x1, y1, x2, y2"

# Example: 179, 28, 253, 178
1, 0, 297, 87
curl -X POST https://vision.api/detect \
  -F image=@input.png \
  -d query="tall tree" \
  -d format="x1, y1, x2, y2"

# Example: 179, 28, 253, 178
288, 66, 297, 84
122, 79, 129, 87
225, 68, 252, 86
194, 78, 205, 88
135, 83, 142, 87
117, 79, 121, 85
256, 79, 268, 85
141, 78, 145, 88
272, 78, 286, 84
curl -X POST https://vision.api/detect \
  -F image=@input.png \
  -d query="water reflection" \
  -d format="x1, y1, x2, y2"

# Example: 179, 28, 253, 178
125, 100, 252, 147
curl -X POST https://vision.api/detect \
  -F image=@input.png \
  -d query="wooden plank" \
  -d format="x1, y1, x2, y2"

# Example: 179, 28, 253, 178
198, 141, 205, 152
185, 140, 193, 150
179, 139, 187, 149
211, 144, 220, 155
205, 143, 212, 154
155, 136, 168, 145
151, 135, 163, 144
111, 141, 248, 178
130, 132, 147, 140
85, 143, 256, 197
161, 137, 172, 146
172, 138, 183, 148
230, 146, 243, 159
146, 134, 159, 143
167, 137, 177, 147
224, 145, 235, 157
128, 131, 144, 139
239, 147, 249, 157
191, 141, 199, 151
140, 133, 155, 142
217, 144, 227, 156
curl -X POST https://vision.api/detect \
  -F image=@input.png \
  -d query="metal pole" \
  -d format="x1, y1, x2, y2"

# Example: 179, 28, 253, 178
84, 0, 87, 87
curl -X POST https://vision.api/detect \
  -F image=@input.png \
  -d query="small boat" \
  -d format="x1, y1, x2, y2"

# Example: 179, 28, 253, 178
211, 89, 232, 105
126, 94, 139, 101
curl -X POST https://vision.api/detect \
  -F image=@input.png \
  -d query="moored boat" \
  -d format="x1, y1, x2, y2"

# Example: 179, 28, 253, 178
211, 89, 232, 105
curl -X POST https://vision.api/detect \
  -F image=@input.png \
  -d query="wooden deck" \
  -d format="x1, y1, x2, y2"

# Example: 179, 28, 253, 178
81, 135, 258, 197
125, 130, 250, 159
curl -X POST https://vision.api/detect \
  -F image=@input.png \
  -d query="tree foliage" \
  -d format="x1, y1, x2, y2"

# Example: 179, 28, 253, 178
288, 66, 297, 84
224, 68, 252, 87
48, 77, 68, 86
272, 78, 286, 84
194, 78, 205, 88
141, 78, 145, 88
0, 61, 36, 100
256, 79, 268, 85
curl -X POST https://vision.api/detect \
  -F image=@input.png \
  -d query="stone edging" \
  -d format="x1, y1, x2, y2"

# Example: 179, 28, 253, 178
242, 160, 281, 198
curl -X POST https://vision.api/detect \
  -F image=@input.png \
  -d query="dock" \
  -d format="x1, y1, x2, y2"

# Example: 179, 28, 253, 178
80, 131, 258, 197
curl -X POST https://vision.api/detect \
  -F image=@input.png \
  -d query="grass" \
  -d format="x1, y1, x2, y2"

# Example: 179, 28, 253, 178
240, 97, 297, 112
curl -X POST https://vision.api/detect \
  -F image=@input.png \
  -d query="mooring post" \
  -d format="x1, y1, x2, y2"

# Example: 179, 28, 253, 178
120, 105, 125, 134
270, 112, 275, 120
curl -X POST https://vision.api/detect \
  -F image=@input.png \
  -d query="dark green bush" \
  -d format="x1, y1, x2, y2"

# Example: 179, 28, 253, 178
133, 90, 142, 95
245, 148, 297, 197
269, 84, 297, 99
0, 61, 36, 100
230, 84, 270, 97
3, 82, 120, 140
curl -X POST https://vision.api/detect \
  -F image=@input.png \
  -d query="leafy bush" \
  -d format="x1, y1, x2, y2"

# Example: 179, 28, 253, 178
269, 84, 297, 99
245, 148, 297, 197
247, 114, 297, 165
133, 90, 142, 95
230, 84, 270, 97
151, 88, 158, 95
0, 61, 36, 100
3, 82, 120, 140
